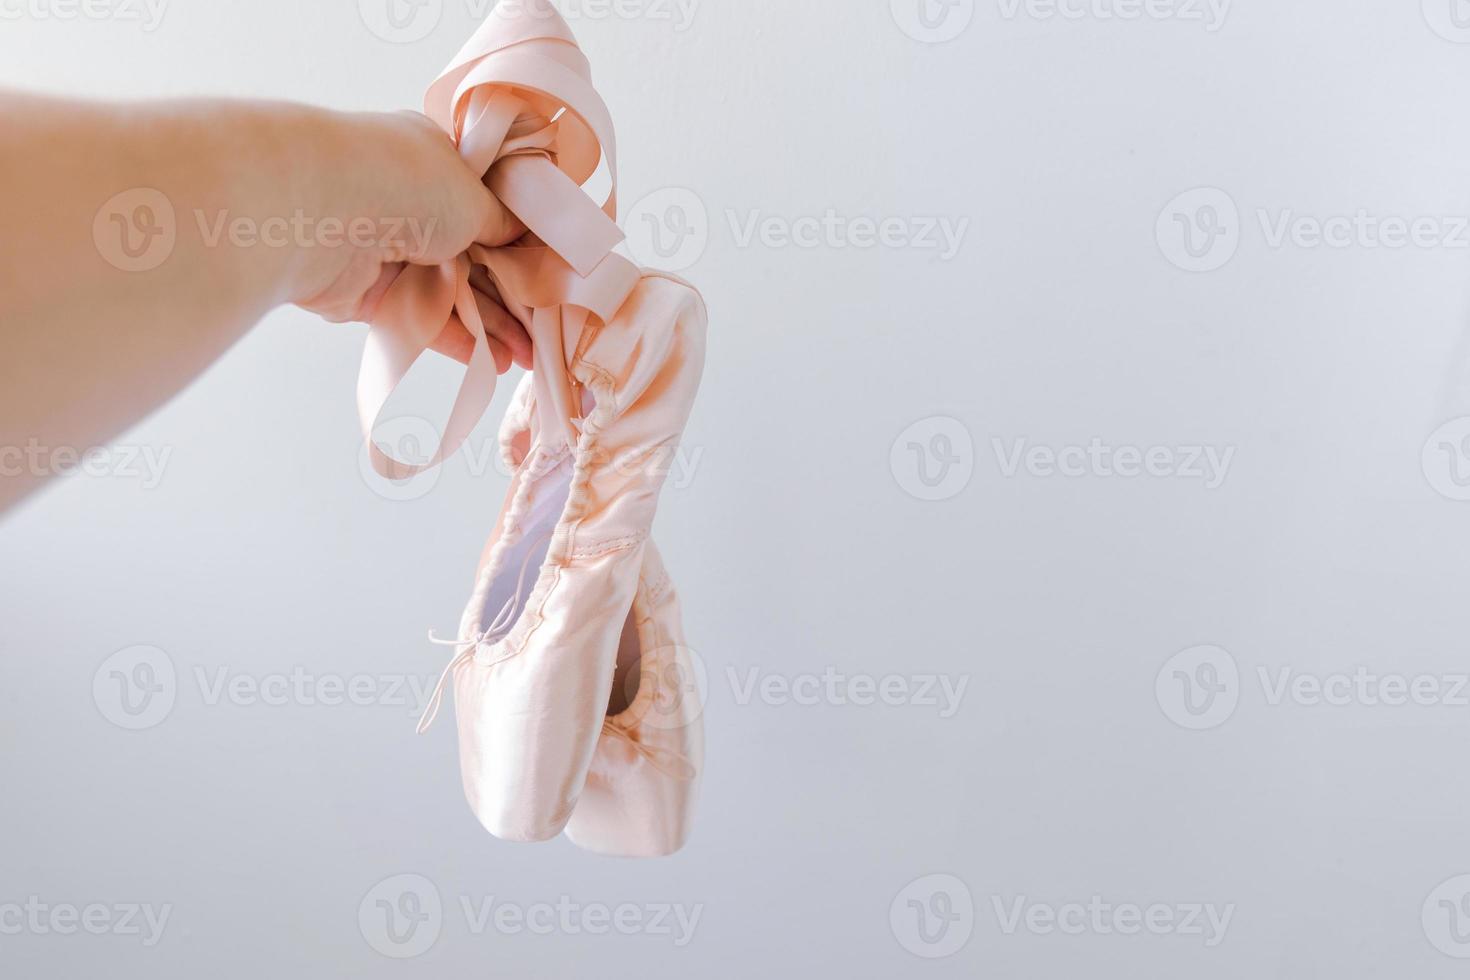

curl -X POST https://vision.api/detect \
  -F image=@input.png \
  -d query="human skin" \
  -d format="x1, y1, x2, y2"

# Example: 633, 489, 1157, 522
0, 91, 530, 514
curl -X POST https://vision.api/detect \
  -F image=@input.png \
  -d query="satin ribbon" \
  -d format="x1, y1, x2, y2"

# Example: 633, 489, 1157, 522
358, 0, 642, 479
602, 720, 697, 781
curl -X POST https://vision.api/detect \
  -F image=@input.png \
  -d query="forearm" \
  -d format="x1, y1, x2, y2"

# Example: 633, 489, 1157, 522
0, 93, 337, 511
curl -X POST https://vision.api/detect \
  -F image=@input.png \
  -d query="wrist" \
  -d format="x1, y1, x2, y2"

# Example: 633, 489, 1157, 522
264, 107, 415, 308
110, 98, 348, 307
242, 101, 361, 304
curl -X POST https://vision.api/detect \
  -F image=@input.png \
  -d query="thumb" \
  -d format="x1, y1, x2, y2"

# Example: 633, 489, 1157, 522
478, 186, 527, 246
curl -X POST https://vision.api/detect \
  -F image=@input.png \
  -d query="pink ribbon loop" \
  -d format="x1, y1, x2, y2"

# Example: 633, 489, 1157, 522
357, 0, 642, 479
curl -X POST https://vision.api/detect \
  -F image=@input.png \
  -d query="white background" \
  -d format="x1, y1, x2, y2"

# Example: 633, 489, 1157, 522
6, 0, 1470, 975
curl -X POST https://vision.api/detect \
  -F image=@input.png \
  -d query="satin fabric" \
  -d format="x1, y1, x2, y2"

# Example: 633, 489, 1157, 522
357, 0, 645, 477
350, 0, 708, 843
499, 377, 705, 857
454, 272, 705, 842
563, 543, 704, 857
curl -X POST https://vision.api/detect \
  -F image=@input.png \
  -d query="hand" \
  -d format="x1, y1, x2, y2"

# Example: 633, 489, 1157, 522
290, 109, 531, 371
0, 93, 536, 515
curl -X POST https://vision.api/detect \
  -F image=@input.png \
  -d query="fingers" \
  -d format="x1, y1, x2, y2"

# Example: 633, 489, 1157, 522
434, 314, 512, 372
353, 263, 405, 324
478, 184, 528, 247
428, 320, 475, 366
466, 266, 530, 369
295, 252, 392, 323
429, 288, 531, 374
388, 110, 525, 256
474, 286, 533, 370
